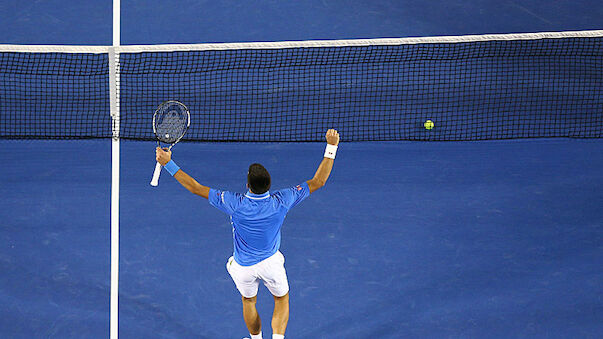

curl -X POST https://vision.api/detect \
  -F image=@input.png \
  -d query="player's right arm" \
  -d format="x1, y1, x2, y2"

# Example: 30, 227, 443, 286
307, 129, 339, 194
173, 170, 210, 199
156, 147, 210, 199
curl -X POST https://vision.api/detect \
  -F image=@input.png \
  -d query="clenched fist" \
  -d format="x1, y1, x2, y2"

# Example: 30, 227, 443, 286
156, 147, 172, 166
326, 129, 340, 146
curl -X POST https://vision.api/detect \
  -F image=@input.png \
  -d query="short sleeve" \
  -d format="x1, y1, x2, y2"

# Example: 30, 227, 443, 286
275, 182, 311, 210
208, 189, 241, 215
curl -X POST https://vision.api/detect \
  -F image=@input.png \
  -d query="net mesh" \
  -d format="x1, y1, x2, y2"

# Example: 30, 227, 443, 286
0, 52, 110, 139
1, 35, 602, 141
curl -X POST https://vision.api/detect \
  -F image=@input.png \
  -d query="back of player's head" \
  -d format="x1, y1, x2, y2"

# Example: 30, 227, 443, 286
247, 163, 271, 194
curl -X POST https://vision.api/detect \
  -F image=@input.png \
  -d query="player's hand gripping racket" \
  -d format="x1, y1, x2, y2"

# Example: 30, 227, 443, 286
150, 100, 190, 186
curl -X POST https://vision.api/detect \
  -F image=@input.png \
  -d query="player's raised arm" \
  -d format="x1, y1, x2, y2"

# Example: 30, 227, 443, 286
307, 129, 339, 193
156, 147, 210, 199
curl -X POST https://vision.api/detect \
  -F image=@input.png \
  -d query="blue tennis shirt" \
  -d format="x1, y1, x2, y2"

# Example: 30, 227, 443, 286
208, 182, 310, 266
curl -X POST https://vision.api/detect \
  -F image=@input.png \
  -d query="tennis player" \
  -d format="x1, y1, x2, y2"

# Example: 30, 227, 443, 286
155, 129, 340, 339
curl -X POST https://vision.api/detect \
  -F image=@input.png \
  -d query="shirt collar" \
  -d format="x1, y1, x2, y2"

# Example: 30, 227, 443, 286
245, 190, 271, 200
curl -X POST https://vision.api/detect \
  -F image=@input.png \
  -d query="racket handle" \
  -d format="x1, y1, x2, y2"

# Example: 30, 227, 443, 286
150, 162, 162, 186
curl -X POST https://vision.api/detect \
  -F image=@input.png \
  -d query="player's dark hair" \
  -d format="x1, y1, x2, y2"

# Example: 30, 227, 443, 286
247, 163, 271, 194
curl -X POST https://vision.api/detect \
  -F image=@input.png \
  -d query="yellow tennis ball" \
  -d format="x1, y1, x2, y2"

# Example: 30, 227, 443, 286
424, 120, 434, 130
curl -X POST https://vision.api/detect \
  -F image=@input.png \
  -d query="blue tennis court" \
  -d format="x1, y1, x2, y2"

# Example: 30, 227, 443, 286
2, 138, 602, 338
1, 1, 602, 338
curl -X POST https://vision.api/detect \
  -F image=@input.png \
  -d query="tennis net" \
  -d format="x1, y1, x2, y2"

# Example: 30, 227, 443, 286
1, 30, 602, 141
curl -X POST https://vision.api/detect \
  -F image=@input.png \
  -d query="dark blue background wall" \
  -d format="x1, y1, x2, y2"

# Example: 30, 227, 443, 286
0, 0, 601, 45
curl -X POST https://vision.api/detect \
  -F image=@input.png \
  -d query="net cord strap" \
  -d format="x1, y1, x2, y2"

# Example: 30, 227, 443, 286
108, 47, 120, 139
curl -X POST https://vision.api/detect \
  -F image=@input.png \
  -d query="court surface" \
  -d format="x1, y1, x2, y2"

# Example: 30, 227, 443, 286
2, 138, 601, 338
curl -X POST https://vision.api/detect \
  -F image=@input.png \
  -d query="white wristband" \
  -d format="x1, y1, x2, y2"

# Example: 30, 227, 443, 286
324, 144, 338, 159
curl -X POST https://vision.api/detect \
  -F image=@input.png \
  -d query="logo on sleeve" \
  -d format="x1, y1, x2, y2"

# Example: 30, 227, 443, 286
295, 185, 302, 191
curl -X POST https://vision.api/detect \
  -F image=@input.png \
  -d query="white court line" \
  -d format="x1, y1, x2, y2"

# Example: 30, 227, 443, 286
110, 0, 120, 339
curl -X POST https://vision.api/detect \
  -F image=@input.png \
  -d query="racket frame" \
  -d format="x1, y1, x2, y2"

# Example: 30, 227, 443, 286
150, 100, 191, 186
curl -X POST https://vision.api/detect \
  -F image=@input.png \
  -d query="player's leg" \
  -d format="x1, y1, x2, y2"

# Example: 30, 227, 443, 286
242, 295, 262, 336
256, 251, 290, 337
272, 292, 289, 336
227, 256, 263, 338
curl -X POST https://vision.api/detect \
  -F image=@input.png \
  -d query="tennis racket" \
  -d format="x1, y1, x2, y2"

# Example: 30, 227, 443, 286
150, 100, 190, 186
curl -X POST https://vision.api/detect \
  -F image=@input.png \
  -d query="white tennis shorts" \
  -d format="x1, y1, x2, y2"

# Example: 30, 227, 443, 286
226, 251, 289, 298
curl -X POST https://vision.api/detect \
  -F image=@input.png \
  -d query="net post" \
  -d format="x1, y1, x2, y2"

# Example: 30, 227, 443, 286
110, 0, 120, 338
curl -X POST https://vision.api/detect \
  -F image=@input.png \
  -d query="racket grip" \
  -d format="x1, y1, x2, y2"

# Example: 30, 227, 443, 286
150, 162, 162, 186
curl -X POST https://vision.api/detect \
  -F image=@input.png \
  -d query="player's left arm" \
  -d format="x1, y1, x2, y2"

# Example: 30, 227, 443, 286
156, 147, 210, 199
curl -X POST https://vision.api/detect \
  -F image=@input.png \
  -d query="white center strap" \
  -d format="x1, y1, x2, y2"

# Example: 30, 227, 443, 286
324, 144, 338, 159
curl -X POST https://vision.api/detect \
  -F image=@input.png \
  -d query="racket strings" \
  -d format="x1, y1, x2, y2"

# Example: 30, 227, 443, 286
155, 109, 188, 144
